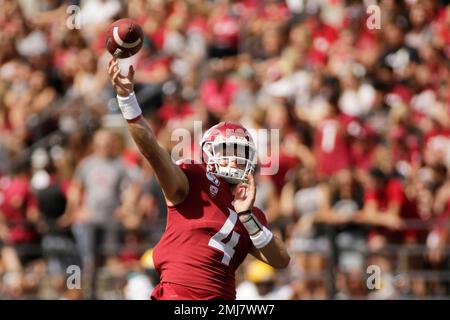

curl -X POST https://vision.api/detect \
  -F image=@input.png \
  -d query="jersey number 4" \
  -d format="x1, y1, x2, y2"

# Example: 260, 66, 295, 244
208, 208, 241, 266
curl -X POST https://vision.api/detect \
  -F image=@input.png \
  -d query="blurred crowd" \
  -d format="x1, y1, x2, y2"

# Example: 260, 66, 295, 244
1, 0, 450, 299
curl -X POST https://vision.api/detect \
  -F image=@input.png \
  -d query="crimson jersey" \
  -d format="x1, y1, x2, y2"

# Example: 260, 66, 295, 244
151, 162, 268, 300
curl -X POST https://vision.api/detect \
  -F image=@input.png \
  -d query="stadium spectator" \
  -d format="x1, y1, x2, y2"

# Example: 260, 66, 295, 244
0, 159, 41, 273
65, 129, 130, 298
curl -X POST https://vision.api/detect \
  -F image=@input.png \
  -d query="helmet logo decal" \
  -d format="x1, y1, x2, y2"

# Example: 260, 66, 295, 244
206, 171, 220, 186
209, 185, 219, 197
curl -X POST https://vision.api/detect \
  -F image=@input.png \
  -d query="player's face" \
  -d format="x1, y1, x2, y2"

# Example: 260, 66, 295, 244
218, 157, 246, 170
214, 142, 248, 171
94, 131, 116, 158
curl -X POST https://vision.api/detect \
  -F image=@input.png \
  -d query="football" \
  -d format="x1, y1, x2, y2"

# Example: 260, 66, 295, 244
105, 18, 144, 59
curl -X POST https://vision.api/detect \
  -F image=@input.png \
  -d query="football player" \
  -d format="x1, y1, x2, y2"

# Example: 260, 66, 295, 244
108, 57, 290, 300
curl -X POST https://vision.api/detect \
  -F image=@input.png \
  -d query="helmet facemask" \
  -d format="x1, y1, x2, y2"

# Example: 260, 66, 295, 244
202, 140, 257, 184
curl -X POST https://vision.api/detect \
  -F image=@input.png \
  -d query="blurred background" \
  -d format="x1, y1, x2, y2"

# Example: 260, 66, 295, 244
0, 0, 450, 300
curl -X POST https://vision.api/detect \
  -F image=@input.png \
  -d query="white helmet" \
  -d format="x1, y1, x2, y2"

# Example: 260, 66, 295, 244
200, 121, 257, 184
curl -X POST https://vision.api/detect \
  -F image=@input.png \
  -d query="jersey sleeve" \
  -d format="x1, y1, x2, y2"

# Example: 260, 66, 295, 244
167, 161, 204, 210
175, 160, 204, 187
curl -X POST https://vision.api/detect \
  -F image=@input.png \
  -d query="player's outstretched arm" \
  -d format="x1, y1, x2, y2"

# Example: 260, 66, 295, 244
108, 57, 189, 206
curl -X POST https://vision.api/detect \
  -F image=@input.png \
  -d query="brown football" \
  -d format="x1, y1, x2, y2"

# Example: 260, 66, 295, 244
105, 18, 143, 59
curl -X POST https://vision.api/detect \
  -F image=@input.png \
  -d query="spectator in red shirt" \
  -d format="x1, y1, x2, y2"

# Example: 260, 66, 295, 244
199, 58, 238, 118
355, 168, 404, 249
207, 2, 240, 58
0, 159, 41, 272
313, 77, 351, 178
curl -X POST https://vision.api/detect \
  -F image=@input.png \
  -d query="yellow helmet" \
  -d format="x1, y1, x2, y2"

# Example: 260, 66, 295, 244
140, 248, 154, 270
245, 260, 275, 283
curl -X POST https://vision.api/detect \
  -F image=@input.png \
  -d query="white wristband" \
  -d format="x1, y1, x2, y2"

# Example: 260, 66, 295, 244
250, 226, 273, 249
117, 92, 142, 120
